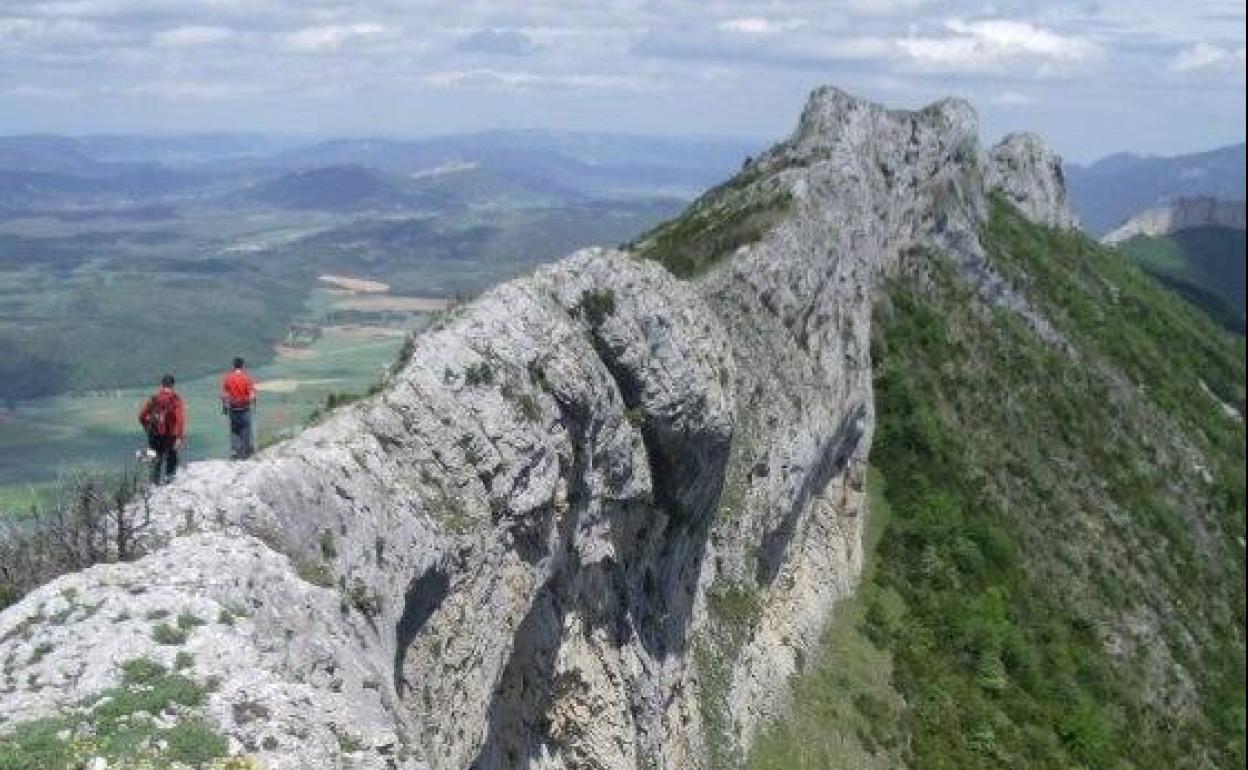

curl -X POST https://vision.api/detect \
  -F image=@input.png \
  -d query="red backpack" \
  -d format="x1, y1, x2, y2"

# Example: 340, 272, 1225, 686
145, 390, 179, 438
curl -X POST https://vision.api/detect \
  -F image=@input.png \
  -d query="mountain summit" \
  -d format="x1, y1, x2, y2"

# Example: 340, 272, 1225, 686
2, 87, 1241, 770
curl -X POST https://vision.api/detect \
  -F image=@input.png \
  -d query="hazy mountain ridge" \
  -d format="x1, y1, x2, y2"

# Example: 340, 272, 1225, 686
1066, 142, 1247, 235
0, 130, 759, 211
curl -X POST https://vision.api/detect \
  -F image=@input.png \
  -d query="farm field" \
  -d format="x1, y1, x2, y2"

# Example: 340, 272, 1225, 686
0, 129, 740, 511
0, 297, 418, 512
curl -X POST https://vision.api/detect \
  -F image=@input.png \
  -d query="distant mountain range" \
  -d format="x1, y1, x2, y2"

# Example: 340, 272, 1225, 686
237, 165, 426, 212
1066, 142, 1246, 235
0, 133, 295, 170
0, 130, 761, 214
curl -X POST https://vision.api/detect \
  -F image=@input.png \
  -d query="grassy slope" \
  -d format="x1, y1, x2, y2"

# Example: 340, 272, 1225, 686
629, 162, 793, 278
748, 468, 906, 770
1115, 227, 1246, 334
748, 198, 1245, 769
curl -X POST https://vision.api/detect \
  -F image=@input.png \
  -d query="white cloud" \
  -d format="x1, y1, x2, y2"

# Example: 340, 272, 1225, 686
0, 0, 1242, 155
0, 16, 112, 45
897, 19, 1101, 75
847, 0, 935, 16
281, 23, 391, 53
422, 68, 648, 91
153, 25, 234, 48
120, 78, 264, 99
717, 17, 806, 36
991, 90, 1033, 105
5, 83, 78, 98
1168, 41, 1246, 74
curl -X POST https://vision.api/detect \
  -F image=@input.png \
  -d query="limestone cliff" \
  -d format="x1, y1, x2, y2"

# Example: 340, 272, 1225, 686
0, 86, 1075, 770
1102, 195, 1247, 244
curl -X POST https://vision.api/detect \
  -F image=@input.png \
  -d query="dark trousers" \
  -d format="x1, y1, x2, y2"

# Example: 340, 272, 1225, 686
228, 407, 253, 459
148, 434, 178, 484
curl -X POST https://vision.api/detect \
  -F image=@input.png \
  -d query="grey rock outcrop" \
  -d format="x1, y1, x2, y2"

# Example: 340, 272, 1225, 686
0, 86, 1076, 769
986, 132, 1080, 230
1102, 196, 1246, 244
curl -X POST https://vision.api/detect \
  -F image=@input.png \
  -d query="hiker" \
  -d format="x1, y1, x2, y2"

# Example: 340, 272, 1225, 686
138, 374, 185, 485
221, 357, 257, 460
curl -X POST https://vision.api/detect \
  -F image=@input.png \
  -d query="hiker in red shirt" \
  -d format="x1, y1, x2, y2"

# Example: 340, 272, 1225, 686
221, 357, 257, 460
138, 374, 186, 485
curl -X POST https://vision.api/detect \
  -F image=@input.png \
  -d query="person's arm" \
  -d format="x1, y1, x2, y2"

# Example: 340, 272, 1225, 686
138, 397, 152, 428
174, 396, 187, 446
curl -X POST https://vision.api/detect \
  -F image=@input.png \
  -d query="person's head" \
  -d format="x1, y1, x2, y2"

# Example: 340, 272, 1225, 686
161, 374, 175, 388
232, 357, 245, 370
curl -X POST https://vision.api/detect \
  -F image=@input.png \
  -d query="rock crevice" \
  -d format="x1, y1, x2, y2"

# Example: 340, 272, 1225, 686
0, 85, 1077, 770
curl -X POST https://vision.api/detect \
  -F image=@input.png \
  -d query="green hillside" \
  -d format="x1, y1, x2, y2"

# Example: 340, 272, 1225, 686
1116, 226, 1246, 334
750, 198, 1246, 769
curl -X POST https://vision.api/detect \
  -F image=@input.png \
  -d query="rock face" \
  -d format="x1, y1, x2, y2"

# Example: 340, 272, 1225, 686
986, 132, 1080, 230
1102, 195, 1247, 244
0, 86, 1076, 769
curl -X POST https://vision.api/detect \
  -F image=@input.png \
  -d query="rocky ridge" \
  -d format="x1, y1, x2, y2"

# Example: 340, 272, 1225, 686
0, 86, 1075, 770
1103, 195, 1246, 244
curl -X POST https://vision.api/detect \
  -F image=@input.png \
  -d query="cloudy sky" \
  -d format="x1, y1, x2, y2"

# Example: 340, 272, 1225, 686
1, 0, 1244, 161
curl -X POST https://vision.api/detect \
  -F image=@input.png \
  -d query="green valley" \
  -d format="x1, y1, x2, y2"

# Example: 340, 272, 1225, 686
1116, 226, 1246, 333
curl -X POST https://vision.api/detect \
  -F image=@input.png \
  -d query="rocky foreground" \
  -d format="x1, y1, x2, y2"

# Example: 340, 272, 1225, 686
0, 86, 1075, 770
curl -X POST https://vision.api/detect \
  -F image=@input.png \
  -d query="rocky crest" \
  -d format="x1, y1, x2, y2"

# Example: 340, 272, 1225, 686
1102, 195, 1247, 244
986, 132, 1080, 231
0, 86, 1075, 770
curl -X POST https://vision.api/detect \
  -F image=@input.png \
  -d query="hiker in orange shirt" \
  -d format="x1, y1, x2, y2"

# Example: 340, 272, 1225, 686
221, 357, 257, 460
138, 374, 186, 484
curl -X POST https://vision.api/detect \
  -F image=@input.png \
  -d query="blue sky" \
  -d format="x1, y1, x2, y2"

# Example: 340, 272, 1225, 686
0, 0, 1244, 161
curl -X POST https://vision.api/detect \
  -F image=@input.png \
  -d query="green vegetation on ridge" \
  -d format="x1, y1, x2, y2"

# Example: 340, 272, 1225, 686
748, 199, 1245, 769
0, 657, 236, 769
630, 173, 792, 278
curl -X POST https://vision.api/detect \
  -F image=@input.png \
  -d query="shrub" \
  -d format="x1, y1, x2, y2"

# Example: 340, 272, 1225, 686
151, 622, 188, 646
634, 187, 793, 278
295, 559, 334, 589
577, 288, 616, 327
0, 656, 228, 769
0, 466, 149, 612
463, 361, 494, 387
391, 334, 416, 375
318, 530, 337, 560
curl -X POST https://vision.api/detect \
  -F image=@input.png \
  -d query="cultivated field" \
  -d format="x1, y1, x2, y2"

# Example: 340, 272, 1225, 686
0, 292, 420, 511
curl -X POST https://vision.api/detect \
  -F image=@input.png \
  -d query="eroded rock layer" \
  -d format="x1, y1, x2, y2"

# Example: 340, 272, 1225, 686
0, 86, 1075, 770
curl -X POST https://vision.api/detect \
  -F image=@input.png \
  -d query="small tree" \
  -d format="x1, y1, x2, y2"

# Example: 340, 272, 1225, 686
0, 463, 151, 611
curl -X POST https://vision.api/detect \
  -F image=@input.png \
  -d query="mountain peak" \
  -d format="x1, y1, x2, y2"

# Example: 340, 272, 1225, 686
784, 86, 978, 165
986, 131, 1080, 230
778, 87, 1074, 234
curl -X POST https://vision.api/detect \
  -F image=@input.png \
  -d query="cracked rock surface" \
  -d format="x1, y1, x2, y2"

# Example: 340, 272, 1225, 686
0, 85, 1075, 770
